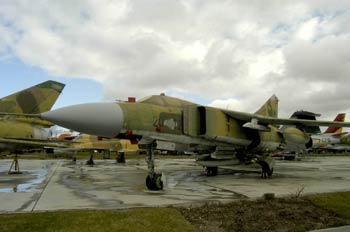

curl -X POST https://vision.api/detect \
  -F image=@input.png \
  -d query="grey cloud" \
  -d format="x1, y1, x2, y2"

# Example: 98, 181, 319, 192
1, 0, 350, 121
284, 37, 350, 82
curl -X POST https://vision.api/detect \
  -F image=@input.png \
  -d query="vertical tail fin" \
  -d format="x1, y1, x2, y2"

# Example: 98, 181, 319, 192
324, 113, 345, 134
0, 80, 65, 114
254, 94, 279, 118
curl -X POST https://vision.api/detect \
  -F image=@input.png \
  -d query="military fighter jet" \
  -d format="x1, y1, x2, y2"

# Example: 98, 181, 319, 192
0, 80, 65, 114
0, 80, 65, 173
41, 94, 350, 190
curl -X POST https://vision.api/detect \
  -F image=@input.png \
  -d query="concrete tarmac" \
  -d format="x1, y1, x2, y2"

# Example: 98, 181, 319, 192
1, 156, 350, 213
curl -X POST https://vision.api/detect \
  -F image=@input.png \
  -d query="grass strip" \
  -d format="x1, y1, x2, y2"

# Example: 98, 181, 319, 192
305, 192, 350, 219
0, 208, 196, 232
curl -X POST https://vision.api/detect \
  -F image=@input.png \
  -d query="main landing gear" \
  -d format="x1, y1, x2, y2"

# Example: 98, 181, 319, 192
86, 150, 95, 165
255, 157, 274, 178
145, 143, 163, 191
8, 154, 22, 174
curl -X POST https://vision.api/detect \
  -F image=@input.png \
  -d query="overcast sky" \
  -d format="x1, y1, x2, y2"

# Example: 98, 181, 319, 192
1, 0, 350, 121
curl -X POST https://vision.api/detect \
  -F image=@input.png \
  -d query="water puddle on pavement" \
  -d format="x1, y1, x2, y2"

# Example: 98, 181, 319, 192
0, 168, 49, 193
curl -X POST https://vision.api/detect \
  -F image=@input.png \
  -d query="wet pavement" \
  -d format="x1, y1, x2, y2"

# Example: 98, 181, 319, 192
1, 156, 350, 213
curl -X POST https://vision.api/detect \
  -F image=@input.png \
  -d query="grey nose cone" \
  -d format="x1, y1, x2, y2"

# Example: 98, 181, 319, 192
42, 103, 124, 138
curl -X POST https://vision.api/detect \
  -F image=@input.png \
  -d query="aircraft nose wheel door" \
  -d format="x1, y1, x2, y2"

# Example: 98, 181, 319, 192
145, 142, 163, 190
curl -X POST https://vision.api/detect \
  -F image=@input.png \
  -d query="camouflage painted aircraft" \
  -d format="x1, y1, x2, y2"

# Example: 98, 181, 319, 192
41, 93, 350, 190
55, 133, 139, 164
0, 80, 65, 114
0, 80, 65, 172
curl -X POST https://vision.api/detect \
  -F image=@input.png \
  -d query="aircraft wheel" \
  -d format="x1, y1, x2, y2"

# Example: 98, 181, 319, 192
86, 159, 94, 165
146, 175, 154, 189
146, 173, 163, 191
206, 167, 218, 176
154, 173, 163, 190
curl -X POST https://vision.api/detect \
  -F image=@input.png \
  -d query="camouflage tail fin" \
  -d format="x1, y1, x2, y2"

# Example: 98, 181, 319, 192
324, 113, 345, 134
254, 94, 278, 118
0, 80, 65, 114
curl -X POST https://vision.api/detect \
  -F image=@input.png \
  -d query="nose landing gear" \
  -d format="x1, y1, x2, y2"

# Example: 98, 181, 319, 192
144, 142, 163, 191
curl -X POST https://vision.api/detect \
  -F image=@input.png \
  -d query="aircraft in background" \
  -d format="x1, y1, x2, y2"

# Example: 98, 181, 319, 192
41, 93, 350, 190
323, 113, 345, 134
54, 133, 139, 164
0, 80, 64, 114
275, 112, 345, 158
0, 80, 65, 173
279, 110, 321, 152
311, 113, 350, 153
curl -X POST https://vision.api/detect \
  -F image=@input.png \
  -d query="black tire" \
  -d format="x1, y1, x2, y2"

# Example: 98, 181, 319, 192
146, 175, 155, 190
206, 167, 218, 176
146, 173, 163, 191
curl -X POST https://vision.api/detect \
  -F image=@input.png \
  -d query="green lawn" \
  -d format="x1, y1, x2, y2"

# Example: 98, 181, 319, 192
305, 192, 350, 218
0, 208, 196, 232
1, 192, 350, 232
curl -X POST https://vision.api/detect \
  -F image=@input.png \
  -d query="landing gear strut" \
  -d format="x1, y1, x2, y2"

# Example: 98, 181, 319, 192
116, 151, 125, 163
86, 150, 94, 165
256, 159, 274, 178
8, 154, 22, 174
145, 143, 163, 190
